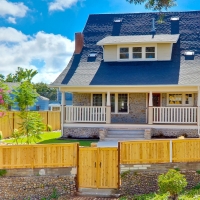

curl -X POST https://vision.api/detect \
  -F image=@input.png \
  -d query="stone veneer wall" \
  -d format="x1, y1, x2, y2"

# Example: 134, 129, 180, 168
120, 162, 200, 196
63, 127, 101, 138
151, 128, 199, 138
194, 93, 198, 106
111, 93, 146, 124
0, 168, 76, 200
73, 93, 91, 106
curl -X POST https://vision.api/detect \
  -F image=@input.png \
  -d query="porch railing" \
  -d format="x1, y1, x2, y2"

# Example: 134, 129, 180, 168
153, 107, 197, 124
65, 106, 106, 123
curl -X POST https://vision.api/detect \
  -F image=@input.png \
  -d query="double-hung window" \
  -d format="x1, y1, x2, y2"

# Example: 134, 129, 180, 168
118, 94, 128, 112
119, 48, 129, 59
132, 47, 142, 59
146, 47, 155, 58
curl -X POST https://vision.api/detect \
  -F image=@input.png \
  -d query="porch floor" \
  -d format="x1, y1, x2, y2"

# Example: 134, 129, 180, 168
64, 123, 198, 129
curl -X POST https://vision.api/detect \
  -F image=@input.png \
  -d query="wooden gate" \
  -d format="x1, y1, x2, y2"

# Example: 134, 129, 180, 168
78, 147, 118, 189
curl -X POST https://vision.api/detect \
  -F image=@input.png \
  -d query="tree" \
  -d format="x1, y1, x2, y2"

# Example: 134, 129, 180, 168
13, 81, 39, 111
34, 82, 57, 101
158, 169, 187, 200
5, 67, 38, 83
0, 74, 5, 82
126, 0, 176, 11
12, 81, 45, 144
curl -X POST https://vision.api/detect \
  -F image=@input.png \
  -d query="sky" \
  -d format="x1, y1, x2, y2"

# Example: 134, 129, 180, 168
0, 0, 200, 83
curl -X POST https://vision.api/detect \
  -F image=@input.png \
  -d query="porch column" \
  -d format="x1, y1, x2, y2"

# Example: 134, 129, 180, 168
148, 91, 153, 124
106, 91, 111, 124
198, 86, 200, 136
61, 91, 66, 137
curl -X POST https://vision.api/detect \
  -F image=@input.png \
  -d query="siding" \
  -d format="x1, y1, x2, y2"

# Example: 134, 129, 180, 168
104, 45, 117, 61
157, 43, 172, 60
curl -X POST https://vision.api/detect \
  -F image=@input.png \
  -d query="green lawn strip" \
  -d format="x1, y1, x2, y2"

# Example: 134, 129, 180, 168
3, 131, 98, 146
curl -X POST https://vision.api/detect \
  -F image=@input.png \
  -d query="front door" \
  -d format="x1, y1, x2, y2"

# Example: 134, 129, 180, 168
78, 147, 118, 189
152, 93, 161, 106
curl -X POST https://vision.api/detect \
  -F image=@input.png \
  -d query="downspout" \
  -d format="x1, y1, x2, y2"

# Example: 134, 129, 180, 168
61, 91, 65, 137
198, 86, 200, 137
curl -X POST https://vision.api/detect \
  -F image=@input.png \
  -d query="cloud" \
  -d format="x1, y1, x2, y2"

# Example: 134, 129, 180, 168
7, 17, 16, 24
0, 28, 75, 84
0, 27, 28, 42
49, 0, 78, 11
0, 0, 28, 18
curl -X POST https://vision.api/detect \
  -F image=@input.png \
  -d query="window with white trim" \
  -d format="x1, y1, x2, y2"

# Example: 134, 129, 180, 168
118, 46, 156, 61
146, 47, 155, 58
168, 93, 193, 106
119, 48, 129, 59
93, 94, 102, 106
132, 47, 142, 59
118, 94, 128, 112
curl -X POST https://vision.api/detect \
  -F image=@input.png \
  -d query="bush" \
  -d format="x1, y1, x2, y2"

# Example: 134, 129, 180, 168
158, 169, 187, 200
0, 169, 7, 177
47, 124, 52, 132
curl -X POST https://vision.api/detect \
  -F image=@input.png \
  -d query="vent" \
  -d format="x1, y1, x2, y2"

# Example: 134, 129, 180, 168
171, 17, 179, 21
88, 53, 97, 57
184, 51, 194, 56
114, 19, 122, 23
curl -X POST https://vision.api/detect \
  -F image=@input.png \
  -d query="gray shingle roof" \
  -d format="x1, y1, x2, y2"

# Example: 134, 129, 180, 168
51, 11, 200, 87
97, 34, 180, 45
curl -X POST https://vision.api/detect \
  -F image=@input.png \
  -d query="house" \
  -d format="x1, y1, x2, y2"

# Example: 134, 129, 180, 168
50, 11, 200, 140
5, 83, 49, 111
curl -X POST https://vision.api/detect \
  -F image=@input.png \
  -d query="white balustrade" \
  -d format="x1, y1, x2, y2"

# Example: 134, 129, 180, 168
153, 107, 197, 124
65, 106, 106, 123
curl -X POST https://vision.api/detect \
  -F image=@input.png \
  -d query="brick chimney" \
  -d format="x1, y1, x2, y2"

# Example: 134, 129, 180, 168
75, 32, 84, 54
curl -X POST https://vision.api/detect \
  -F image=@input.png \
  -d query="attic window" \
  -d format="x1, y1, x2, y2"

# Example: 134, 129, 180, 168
114, 19, 122, 23
171, 17, 179, 21
184, 51, 194, 56
88, 53, 97, 57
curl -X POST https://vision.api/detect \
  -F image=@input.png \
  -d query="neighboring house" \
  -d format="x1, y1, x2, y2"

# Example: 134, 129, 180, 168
50, 11, 200, 139
5, 82, 49, 111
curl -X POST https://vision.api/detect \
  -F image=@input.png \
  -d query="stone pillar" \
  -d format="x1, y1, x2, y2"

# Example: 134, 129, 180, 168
148, 91, 153, 125
106, 91, 111, 124
61, 91, 66, 137
144, 129, 151, 140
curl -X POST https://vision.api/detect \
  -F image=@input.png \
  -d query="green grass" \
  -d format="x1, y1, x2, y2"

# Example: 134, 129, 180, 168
3, 131, 99, 146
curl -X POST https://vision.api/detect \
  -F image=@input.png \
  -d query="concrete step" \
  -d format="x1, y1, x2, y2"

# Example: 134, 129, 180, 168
104, 138, 145, 141
106, 134, 144, 138
78, 188, 120, 198
108, 130, 144, 134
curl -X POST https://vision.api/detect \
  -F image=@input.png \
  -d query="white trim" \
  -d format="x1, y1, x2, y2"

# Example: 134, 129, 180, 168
167, 92, 194, 106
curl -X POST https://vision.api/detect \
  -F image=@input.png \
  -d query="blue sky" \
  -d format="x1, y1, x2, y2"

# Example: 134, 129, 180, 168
0, 0, 200, 83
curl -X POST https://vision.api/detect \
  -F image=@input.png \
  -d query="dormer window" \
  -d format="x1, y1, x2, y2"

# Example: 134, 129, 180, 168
118, 45, 157, 61
132, 47, 142, 59
120, 48, 129, 59
146, 47, 155, 58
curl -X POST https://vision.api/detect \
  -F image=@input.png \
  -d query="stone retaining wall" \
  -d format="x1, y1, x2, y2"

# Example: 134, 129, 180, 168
0, 168, 76, 200
151, 128, 199, 138
63, 127, 100, 138
120, 163, 200, 195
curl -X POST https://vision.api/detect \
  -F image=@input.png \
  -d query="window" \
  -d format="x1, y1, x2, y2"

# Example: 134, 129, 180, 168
93, 94, 102, 106
168, 93, 193, 106
146, 47, 155, 58
132, 47, 142, 59
118, 94, 128, 112
120, 48, 129, 59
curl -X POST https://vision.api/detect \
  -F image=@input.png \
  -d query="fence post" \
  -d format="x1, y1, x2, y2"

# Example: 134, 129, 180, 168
170, 140, 172, 163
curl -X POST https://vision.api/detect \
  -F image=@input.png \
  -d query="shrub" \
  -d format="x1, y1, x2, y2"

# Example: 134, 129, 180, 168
47, 124, 52, 132
158, 169, 187, 200
0, 169, 7, 177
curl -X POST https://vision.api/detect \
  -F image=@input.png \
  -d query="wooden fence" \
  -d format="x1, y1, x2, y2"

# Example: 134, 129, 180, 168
0, 111, 61, 139
120, 139, 200, 164
0, 143, 78, 169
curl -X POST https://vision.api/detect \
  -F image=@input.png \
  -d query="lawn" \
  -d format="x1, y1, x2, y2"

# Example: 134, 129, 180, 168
3, 131, 99, 146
